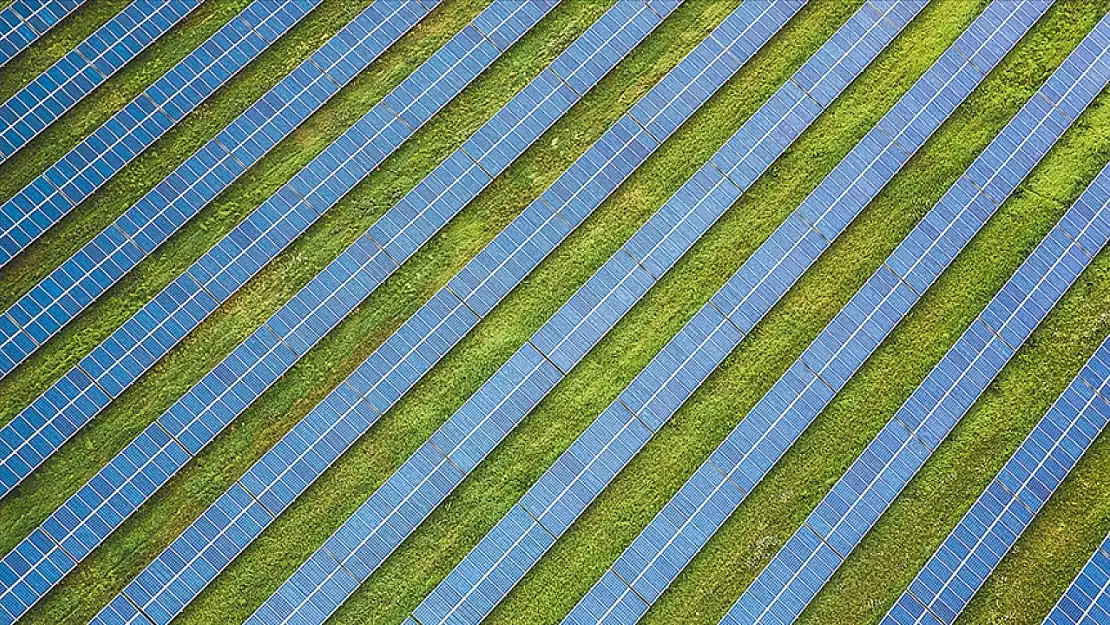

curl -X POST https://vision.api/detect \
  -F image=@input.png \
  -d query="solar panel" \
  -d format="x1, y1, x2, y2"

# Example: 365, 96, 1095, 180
93, 2, 800, 623
0, 1, 436, 469
0, 0, 85, 68
1043, 532, 1110, 625
723, 81, 1108, 625
408, 4, 925, 623
0, 1, 571, 622
0, 2, 345, 496
0, 0, 200, 163
561, 3, 1067, 623
0, 0, 432, 361
0, 0, 557, 503
883, 334, 1110, 625
0, 2, 1096, 625
3, 1, 680, 623
245, 2, 864, 623
0, 0, 319, 283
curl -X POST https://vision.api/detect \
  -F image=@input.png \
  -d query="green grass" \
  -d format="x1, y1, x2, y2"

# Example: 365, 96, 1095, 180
0, 0, 398, 364
2, 1, 1110, 625
0, 0, 129, 102
796, 102, 1110, 625
8, 0, 634, 621
635, 4, 1110, 625
639, 7, 1110, 625
416, 0, 1032, 623
0, 0, 253, 215
311, 1, 878, 622
0, 0, 493, 431
293, 2, 1109, 625
172, 2, 787, 622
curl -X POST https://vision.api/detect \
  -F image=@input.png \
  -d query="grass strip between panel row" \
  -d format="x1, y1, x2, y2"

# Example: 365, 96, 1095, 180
330, 2, 1108, 625
0, 0, 252, 238
5, 1, 1110, 625
8, 0, 638, 621
565, 4, 1110, 625
0, 0, 423, 408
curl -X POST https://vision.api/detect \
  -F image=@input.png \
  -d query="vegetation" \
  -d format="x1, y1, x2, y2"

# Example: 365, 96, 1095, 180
0, 1, 1106, 624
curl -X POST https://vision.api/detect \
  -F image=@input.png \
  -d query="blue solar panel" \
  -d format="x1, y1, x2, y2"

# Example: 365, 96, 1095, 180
721, 116, 1108, 625
549, 1, 663, 96
0, 0, 200, 163
623, 164, 741, 279
530, 249, 656, 372
0, 2, 569, 621
10, 3, 1088, 625
0, 528, 75, 625
446, 194, 577, 316
0, 1, 320, 322
882, 337, 1110, 625
247, 2, 879, 621
113, 11, 782, 617
119, 484, 271, 625
0, 0, 85, 68
74, 2, 686, 623
563, 2, 1071, 622
244, 3, 809, 624
1043, 532, 1110, 625
630, 1, 797, 141
419, 502, 557, 619
0, 0, 556, 503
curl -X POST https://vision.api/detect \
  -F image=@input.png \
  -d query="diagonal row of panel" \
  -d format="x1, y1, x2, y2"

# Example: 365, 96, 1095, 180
562, 6, 1109, 625
0, 0, 201, 163
723, 31, 1110, 625
91, 2, 799, 624
1043, 531, 1110, 625
0, 0, 320, 348
723, 179, 1107, 625
4, 2, 1107, 625
0, 0, 551, 500
406, 3, 926, 625
0, 0, 85, 68
0, 1, 680, 623
0, 0, 315, 312
882, 328, 1110, 625
0, 0, 439, 496
252, 1, 1032, 623
0, 0, 437, 385
0, 1, 573, 622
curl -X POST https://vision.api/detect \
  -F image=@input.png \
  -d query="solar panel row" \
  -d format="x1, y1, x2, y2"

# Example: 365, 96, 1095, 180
0, 1, 437, 498
0, 2, 561, 622
883, 333, 1110, 625
245, 3, 807, 624
245, 4, 808, 625
0, 0, 317, 287
82, 2, 677, 624
0, 0, 200, 163
0, 0, 434, 387
407, 3, 925, 624
567, 9, 1101, 624
727, 204, 1109, 625
1044, 532, 1110, 625
725, 88, 1108, 625
0, 2, 1100, 625
877, 25, 1110, 625
96, 2, 794, 624
251, 4, 821, 625
0, 0, 85, 68
0, 0, 554, 503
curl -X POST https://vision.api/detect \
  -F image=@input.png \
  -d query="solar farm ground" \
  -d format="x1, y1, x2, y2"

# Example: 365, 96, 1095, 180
0, 1, 1108, 625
